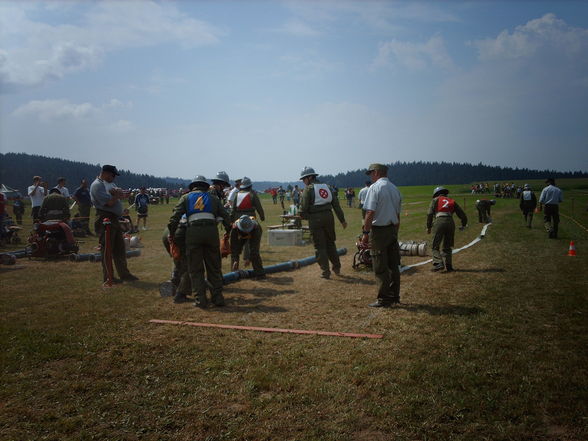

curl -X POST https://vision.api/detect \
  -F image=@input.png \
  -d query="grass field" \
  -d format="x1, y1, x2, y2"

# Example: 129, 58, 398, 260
1, 180, 587, 441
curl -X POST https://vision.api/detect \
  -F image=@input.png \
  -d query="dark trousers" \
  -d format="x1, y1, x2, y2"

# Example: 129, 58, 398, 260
96, 210, 131, 281
544, 204, 560, 238
370, 224, 400, 302
31, 206, 41, 221
78, 204, 92, 233
231, 226, 264, 275
185, 224, 223, 301
309, 210, 340, 276
432, 217, 455, 267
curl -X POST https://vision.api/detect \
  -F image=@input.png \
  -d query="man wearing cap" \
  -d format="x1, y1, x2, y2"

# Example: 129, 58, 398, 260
231, 215, 266, 278
475, 199, 495, 223
168, 175, 231, 307
426, 186, 467, 272
90, 165, 139, 283
361, 163, 402, 307
299, 166, 347, 279
519, 184, 537, 228
539, 178, 563, 239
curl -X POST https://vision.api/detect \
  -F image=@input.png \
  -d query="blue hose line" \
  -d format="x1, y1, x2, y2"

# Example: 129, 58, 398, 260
222, 248, 347, 284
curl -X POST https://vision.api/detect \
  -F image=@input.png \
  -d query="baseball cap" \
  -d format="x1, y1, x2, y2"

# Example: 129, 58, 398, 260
102, 165, 120, 176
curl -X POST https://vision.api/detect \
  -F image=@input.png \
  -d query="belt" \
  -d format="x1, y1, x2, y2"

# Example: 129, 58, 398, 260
188, 212, 215, 222
436, 212, 452, 218
189, 219, 216, 227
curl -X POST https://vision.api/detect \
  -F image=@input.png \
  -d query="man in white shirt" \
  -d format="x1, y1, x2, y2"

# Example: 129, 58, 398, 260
28, 175, 47, 221
539, 178, 564, 239
357, 181, 371, 218
362, 163, 402, 307
54, 177, 70, 198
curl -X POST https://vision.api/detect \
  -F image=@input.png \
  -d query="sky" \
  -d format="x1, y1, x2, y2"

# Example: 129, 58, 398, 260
1, 0, 587, 182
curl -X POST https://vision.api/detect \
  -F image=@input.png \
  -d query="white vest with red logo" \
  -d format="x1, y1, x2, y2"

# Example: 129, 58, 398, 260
313, 183, 333, 206
236, 191, 253, 210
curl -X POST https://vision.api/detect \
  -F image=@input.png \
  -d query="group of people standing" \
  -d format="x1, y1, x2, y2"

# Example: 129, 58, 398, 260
14, 162, 568, 310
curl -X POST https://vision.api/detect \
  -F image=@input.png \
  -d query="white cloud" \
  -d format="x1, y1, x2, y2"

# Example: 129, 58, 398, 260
12, 98, 133, 123
0, 1, 223, 92
374, 35, 454, 71
471, 13, 588, 61
12, 99, 97, 122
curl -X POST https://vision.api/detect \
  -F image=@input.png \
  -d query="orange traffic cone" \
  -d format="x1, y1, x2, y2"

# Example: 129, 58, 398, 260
567, 241, 577, 257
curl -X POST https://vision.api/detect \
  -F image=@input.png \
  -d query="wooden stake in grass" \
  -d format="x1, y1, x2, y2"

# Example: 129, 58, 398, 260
149, 319, 384, 339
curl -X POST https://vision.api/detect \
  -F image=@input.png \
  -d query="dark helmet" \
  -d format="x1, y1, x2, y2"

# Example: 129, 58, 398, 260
300, 166, 318, 180
433, 186, 449, 198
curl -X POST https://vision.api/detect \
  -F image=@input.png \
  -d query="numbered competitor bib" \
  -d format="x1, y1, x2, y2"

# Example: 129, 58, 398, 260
522, 190, 533, 201
313, 183, 333, 206
187, 191, 212, 216
436, 196, 455, 213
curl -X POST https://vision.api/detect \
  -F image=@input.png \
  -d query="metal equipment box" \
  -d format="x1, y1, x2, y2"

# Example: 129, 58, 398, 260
268, 229, 303, 246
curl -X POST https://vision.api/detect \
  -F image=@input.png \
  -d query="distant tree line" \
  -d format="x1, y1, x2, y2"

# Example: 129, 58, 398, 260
0, 153, 185, 194
319, 161, 588, 188
2, 153, 586, 195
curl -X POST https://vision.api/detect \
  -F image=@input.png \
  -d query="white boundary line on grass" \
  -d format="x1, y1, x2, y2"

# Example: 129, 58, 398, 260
399, 223, 491, 273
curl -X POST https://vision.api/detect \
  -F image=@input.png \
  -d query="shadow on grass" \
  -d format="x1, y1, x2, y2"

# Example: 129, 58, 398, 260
130, 280, 165, 290
452, 268, 505, 273
0, 265, 26, 272
397, 302, 484, 316
224, 286, 297, 297
219, 296, 289, 313
334, 274, 374, 285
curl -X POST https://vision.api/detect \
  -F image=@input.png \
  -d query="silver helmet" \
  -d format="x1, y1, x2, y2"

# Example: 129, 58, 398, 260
213, 171, 230, 186
189, 175, 209, 190
240, 177, 252, 189
433, 186, 449, 197
236, 215, 255, 233
300, 166, 318, 180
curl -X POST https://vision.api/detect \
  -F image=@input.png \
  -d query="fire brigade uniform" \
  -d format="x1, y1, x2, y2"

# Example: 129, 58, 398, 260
475, 199, 494, 223
168, 180, 231, 307
229, 180, 265, 269
231, 215, 265, 278
39, 192, 70, 222
162, 221, 191, 302
519, 185, 537, 228
229, 186, 265, 222
427, 188, 467, 271
300, 175, 346, 279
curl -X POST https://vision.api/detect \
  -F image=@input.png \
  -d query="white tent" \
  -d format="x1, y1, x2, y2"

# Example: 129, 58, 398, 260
0, 184, 22, 199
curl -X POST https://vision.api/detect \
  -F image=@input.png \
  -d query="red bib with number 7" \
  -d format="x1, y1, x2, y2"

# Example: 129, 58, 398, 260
436, 196, 455, 213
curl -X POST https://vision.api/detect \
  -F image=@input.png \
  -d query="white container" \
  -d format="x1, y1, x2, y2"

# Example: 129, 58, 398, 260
268, 229, 303, 246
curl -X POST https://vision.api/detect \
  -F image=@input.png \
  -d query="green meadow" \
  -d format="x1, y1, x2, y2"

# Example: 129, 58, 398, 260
1, 180, 587, 441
